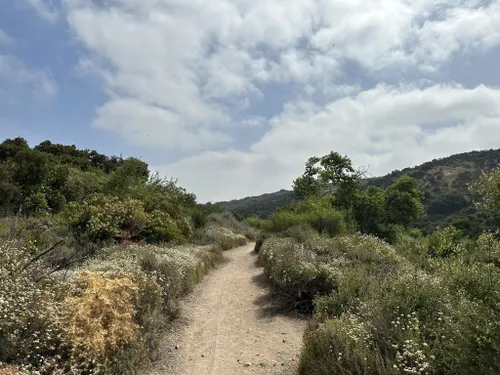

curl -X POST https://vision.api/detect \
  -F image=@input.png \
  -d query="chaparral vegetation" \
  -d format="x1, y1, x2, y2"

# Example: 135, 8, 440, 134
0, 138, 255, 374
250, 151, 500, 375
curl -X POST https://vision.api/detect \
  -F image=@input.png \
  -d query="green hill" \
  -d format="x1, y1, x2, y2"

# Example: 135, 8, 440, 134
218, 189, 295, 219
219, 148, 500, 237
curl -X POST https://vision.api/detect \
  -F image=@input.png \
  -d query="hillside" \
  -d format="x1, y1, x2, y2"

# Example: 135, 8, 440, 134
218, 189, 296, 219
219, 148, 500, 236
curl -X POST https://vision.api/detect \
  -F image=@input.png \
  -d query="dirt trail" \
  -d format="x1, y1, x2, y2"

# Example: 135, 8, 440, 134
151, 243, 307, 375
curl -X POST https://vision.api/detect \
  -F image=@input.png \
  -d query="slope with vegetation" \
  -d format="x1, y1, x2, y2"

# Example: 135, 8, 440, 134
221, 148, 500, 237
0, 137, 256, 375
251, 151, 500, 375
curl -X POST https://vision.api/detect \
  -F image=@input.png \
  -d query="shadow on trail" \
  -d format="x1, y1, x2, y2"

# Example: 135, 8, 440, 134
250, 266, 311, 321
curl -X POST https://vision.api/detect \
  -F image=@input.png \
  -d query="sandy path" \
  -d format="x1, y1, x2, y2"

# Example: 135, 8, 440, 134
151, 243, 307, 375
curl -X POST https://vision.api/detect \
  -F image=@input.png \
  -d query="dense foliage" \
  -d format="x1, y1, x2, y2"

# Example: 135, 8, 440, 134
221, 148, 500, 237
256, 152, 500, 375
0, 137, 255, 374
0, 137, 224, 248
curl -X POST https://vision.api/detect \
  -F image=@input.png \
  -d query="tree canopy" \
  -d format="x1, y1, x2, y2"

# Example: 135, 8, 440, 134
292, 150, 425, 242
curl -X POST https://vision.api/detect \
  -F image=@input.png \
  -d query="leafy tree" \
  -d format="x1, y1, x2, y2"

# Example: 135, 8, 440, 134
0, 164, 21, 213
293, 151, 360, 210
63, 194, 148, 242
353, 186, 386, 236
0, 137, 30, 161
60, 168, 106, 203
106, 157, 149, 196
470, 166, 500, 211
293, 156, 322, 199
12, 149, 53, 196
384, 176, 424, 228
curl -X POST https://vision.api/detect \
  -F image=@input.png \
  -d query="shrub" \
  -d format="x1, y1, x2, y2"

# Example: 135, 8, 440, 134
143, 211, 185, 243
63, 195, 194, 245
313, 266, 377, 320
0, 238, 222, 374
254, 231, 274, 254
0, 241, 68, 369
254, 237, 265, 253
260, 234, 405, 312
23, 192, 50, 215
194, 225, 247, 250
63, 271, 142, 366
426, 225, 468, 258
259, 237, 339, 310
62, 194, 148, 242
473, 231, 500, 266
207, 212, 258, 240
300, 316, 392, 375
244, 216, 269, 230
268, 198, 347, 237
300, 269, 453, 375
85, 243, 221, 319
281, 223, 318, 243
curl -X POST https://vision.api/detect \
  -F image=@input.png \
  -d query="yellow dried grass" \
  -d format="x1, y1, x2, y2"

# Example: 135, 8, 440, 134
64, 271, 140, 359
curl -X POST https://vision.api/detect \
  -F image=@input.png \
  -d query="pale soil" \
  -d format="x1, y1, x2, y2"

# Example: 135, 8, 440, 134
150, 243, 308, 375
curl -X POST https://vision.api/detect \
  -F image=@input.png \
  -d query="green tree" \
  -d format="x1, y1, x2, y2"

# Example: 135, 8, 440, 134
384, 175, 424, 228
353, 186, 386, 236
0, 137, 30, 162
106, 157, 149, 196
12, 149, 53, 196
293, 151, 359, 209
293, 156, 322, 199
0, 164, 21, 213
470, 166, 500, 211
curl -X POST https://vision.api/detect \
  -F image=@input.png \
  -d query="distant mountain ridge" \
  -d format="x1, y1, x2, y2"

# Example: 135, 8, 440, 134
219, 148, 500, 236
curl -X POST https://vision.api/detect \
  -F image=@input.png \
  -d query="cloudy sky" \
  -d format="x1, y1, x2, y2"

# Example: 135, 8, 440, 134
1, 0, 500, 202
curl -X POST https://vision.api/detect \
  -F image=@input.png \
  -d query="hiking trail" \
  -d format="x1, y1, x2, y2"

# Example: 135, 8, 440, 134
150, 243, 307, 375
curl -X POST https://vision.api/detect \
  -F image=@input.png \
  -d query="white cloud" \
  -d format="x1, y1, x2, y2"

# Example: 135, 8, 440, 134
414, 1, 500, 70
64, 0, 500, 150
93, 98, 232, 150
25, 0, 59, 21
0, 54, 58, 98
157, 84, 500, 202
61, 0, 500, 200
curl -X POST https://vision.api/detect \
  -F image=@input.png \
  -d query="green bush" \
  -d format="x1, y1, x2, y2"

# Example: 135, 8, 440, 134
63, 194, 148, 242
23, 192, 50, 215
62, 194, 193, 245
143, 211, 186, 243
426, 225, 468, 258
260, 234, 405, 312
300, 269, 454, 375
244, 216, 269, 230
470, 231, 500, 266
0, 242, 223, 374
287, 231, 500, 375
267, 197, 347, 237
